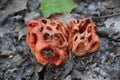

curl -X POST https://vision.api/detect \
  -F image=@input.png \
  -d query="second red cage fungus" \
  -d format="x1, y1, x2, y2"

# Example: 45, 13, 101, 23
26, 18, 69, 66
69, 18, 100, 56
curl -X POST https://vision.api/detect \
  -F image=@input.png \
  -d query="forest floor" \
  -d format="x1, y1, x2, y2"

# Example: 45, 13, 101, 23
0, 0, 120, 80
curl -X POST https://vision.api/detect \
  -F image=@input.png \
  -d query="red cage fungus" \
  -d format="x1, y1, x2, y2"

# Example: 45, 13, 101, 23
69, 18, 100, 56
26, 18, 100, 66
26, 18, 69, 66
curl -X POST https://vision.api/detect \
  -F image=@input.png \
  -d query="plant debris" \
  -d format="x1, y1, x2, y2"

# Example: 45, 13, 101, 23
0, 0, 120, 80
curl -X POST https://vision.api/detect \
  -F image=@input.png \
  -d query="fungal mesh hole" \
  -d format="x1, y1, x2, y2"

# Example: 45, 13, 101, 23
80, 36, 85, 39
77, 20, 79, 23
41, 19, 47, 24
76, 43, 84, 52
54, 33, 59, 38
56, 24, 63, 31
42, 48, 55, 58
81, 21, 86, 26
50, 22, 56, 26
29, 22, 38, 28
79, 27, 85, 33
46, 26, 52, 31
74, 36, 78, 41
59, 34, 65, 42
43, 33, 52, 40
55, 33, 65, 45
73, 30, 78, 35
91, 42, 98, 48
88, 35, 92, 42
59, 40, 63, 45
30, 33, 37, 48
94, 26, 97, 31
87, 26, 92, 33
79, 20, 89, 33
40, 27, 43, 32
42, 48, 59, 62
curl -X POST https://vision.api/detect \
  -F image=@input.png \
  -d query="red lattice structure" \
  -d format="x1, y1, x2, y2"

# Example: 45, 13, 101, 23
26, 18, 69, 66
69, 18, 100, 56
26, 18, 100, 66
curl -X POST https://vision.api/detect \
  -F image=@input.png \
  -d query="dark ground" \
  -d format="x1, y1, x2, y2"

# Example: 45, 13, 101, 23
0, 0, 120, 80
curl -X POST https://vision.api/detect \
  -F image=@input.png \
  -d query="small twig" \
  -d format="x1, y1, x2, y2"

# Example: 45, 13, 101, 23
0, 51, 15, 56
92, 13, 120, 19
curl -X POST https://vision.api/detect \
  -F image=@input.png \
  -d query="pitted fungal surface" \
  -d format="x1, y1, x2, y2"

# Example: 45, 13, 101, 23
26, 18, 100, 66
26, 18, 69, 66
69, 18, 100, 56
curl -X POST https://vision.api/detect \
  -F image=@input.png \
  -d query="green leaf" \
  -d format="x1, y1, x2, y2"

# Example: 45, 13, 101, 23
40, 0, 77, 18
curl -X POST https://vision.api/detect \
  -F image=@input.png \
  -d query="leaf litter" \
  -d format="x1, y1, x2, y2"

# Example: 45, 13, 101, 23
0, 0, 120, 80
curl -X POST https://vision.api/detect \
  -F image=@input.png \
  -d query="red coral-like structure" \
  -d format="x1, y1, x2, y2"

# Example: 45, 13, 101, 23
26, 18, 69, 66
69, 18, 100, 56
26, 18, 100, 66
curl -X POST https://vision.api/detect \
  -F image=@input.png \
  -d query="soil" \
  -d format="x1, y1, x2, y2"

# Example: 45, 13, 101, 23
0, 0, 120, 80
